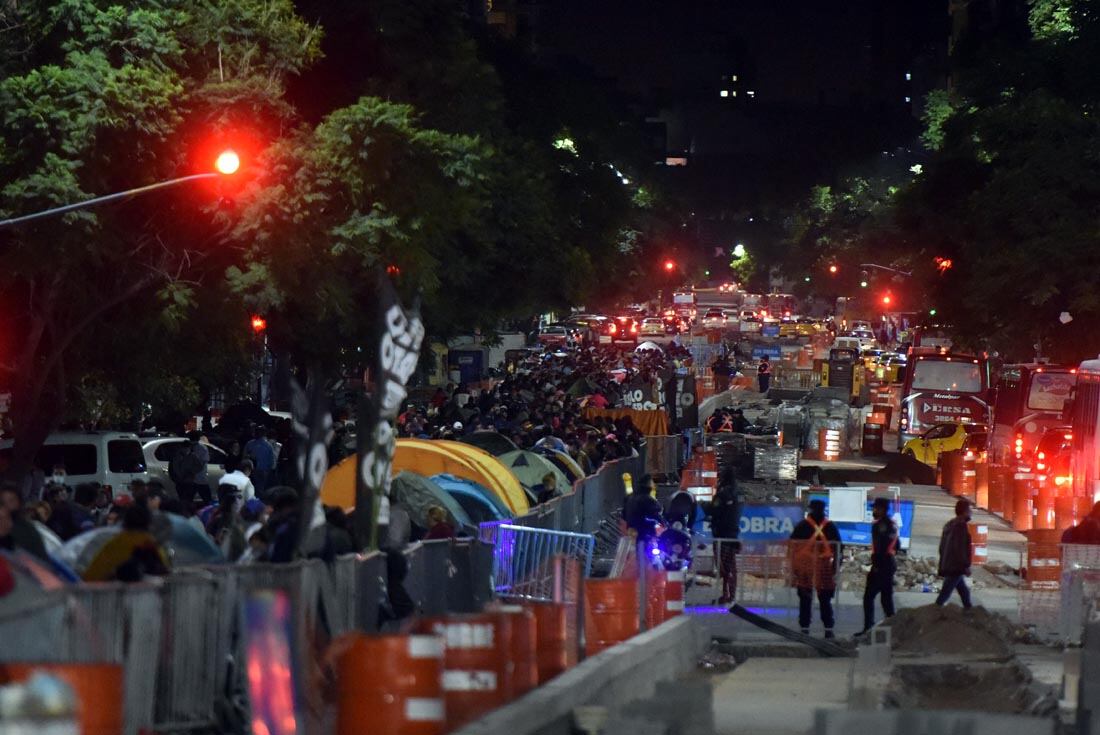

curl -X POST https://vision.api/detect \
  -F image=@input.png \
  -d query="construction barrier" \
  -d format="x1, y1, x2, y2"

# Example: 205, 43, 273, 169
479, 524, 594, 602
1012, 475, 1033, 532
1025, 529, 1063, 590
975, 457, 989, 508
968, 522, 988, 566
334, 633, 445, 735
490, 604, 538, 698
644, 568, 685, 628
0, 663, 124, 735
1033, 485, 1056, 530
643, 434, 682, 481
417, 613, 511, 730
584, 578, 639, 656
529, 601, 575, 683
987, 464, 1009, 515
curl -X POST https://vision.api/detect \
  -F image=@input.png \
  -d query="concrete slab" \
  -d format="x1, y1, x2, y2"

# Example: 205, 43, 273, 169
712, 658, 853, 735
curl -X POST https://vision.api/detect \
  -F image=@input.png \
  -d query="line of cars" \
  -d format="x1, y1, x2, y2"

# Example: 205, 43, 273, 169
536, 311, 685, 349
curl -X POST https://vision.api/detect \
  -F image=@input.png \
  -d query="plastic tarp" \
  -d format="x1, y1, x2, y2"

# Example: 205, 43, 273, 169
499, 449, 571, 491
580, 407, 670, 437
430, 473, 513, 524
319, 439, 530, 515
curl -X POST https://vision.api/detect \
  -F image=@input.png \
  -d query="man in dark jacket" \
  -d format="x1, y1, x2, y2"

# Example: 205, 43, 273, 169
0, 482, 49, 561
1062, 501, 1100, 544
665, 488, 697, 530
860, 497, 898, 633
623, 474, 663, 542
936, 499, 973, 608
789, 499, 843, 637
709, 468, 742, 604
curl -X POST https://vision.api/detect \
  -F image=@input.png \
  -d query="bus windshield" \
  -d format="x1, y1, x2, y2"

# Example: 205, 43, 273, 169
912, 360, 983, 393
1027, 372, 1075, 412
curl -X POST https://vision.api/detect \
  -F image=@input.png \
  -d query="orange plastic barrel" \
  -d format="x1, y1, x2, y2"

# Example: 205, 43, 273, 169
334, 634, 445, 735
967, 522, 988, 566
975, 459, 989, 508
959, 453, 977, 499
1025, 529, 1063, 590
417, 613, 510, 730
1034, 485, 1056, 530
939, 452, 960, 495
529, 602, 575, 683
584, 578, 639, 656
988, 465, 1007, 515
1012, 479, 1033, 532
1076, 496, 1095, 523
0, 663, 123, 735
1001, 474, 1015, 524
645, 569, 685, 627
490, 605, 538, 698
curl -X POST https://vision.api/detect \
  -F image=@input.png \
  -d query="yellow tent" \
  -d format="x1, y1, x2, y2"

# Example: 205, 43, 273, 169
403, 439, 530, 515
319, 438, 530, 515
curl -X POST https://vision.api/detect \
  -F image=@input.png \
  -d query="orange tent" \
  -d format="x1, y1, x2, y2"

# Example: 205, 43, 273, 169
320, 439, 530, 515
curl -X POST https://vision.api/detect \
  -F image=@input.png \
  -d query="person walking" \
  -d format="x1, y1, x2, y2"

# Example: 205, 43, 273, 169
936, 499, 974, 608
789, 499, 842, 637
757, 355, 772, 394
169, 434, 210, 513
710, 468, 742, 604
859, 497, 898, 634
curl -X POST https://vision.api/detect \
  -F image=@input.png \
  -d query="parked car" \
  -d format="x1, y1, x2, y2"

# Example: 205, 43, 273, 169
0, 432, 149, 497
142, 437, 229, 496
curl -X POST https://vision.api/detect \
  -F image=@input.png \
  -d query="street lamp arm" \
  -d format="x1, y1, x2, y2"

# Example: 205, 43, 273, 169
859, 263, 912, 277
0, 172, 219, 230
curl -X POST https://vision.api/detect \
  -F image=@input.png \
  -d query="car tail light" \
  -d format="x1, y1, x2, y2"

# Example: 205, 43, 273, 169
1036, 451, 1046, 471
630, 323, 637, 334
609, 323, 617, 334
965, 450, 974, 459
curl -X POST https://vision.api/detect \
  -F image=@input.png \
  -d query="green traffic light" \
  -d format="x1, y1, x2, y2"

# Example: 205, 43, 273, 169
804, 276, 811, 282
860, 280, 868, 288
929, 308, 937, 316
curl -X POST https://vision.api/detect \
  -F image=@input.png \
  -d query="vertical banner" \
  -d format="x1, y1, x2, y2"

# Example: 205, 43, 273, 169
356, 274, 424, 550
284, 366, 334, 556
663, 371, 698, 433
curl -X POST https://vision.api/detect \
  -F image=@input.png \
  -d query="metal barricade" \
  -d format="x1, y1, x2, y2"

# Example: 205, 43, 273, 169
644, 434, 682, 480
481, 524, 595, 602
1060, 544, 1100, 643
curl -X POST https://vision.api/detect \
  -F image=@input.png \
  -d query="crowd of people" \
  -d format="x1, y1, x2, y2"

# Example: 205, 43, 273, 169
1, 342, 691, 585
398, 344, 691, 478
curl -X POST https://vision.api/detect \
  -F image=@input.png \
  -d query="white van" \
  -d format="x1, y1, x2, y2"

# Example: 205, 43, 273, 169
0, 431, 150, 497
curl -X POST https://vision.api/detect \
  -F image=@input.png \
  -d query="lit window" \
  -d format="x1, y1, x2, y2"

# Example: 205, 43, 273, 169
904, 96, 911, 103
747, 90, 755, 98
720, 90, 729, 98
731, 74, 738, 82
905, 72, 912, 81
731, 90, 737, 97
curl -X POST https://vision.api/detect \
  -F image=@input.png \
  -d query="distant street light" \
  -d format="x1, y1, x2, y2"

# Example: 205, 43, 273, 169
828, 264, 838, 274
663, 260, 676, 272
732, 243, 747, 259
0, 149, 242, 229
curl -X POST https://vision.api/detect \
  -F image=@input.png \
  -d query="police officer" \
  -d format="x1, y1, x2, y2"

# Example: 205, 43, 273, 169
860, 497, 898, 634
623, 474, 664, 543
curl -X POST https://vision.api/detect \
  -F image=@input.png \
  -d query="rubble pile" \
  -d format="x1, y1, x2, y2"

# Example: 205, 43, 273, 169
886, 661, 1058, 716
838, 550, 955, 592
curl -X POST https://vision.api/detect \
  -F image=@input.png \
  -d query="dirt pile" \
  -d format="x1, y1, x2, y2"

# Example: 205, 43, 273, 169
884, 604, 1032, 659
886, 661, 1058, 716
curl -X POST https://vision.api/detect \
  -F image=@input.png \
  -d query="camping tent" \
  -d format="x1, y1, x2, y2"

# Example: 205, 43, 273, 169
390, 471, 475, 534
499, 449, 571, 492
459, 431, 518, 457
430, 473, 513, 525
319, 439, 530, 515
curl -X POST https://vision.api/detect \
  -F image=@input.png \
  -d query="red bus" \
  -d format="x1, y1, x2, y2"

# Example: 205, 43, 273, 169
898, 348, 991, 449
990, 363, 1076, 464
1069, 359, 1100, 504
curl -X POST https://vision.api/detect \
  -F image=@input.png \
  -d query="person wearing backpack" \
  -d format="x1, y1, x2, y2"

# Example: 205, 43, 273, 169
169, 435, 210, 514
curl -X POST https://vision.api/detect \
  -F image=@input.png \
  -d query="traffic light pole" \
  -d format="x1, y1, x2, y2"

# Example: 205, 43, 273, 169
0, 172, 220, 230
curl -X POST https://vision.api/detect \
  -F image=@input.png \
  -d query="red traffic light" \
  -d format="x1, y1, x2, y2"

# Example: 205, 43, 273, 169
828, 264, 838, 274
882, 295, 892, 306
663, 260, 675, 272
215, 149, 240, 175
934, 256, 953, 273
250, 315, 267, 333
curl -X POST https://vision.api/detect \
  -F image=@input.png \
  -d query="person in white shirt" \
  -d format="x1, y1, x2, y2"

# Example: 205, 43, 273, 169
219, 459, 257, 503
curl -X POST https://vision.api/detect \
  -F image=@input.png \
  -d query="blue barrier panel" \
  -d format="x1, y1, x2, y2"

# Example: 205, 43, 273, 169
807, 493, 916, 550
738, 503, 805, 541
751, 346, 783, 359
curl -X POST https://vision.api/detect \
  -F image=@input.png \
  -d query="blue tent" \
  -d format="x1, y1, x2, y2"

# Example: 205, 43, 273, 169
431, 473, 513, 525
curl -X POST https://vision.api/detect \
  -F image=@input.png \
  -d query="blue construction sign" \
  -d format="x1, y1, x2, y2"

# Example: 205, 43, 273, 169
737, 503, 805, 541
807, 493, 916, 550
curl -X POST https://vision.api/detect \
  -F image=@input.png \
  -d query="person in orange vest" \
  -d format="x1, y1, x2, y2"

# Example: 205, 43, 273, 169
789, 499, 842, 637
859, 497, 898, 634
